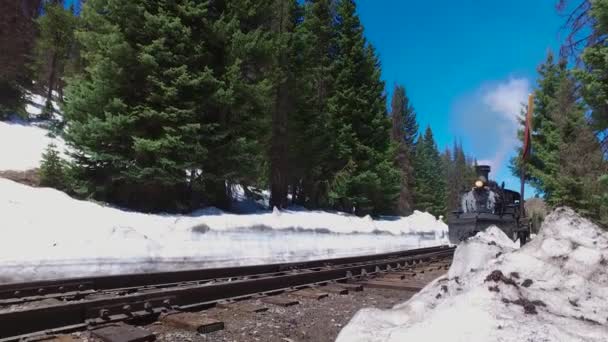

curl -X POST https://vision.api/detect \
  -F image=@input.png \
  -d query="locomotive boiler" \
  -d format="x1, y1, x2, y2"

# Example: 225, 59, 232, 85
447, 165, 530, 245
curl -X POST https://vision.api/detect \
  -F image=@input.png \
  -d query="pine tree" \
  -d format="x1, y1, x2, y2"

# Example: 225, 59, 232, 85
595, 175, 608, 226
414, 127, 446, 217
65, 0, 218, 211
576, 0, 608, 137
512, 53, 607, 222
33, 1, 78, 117
326, 0, 399, 216
390, 84, 417, 215
0, 0, 42, 118
289, 0, 337, 208
40, 142, 66, 189
511, 53, 565, 196
448, 141, 472, 210
573, 0, 608, 225
441, 147, 453, 213
269, 0, 299, 209
550, 76, 606, 217
202, 0, 275, 210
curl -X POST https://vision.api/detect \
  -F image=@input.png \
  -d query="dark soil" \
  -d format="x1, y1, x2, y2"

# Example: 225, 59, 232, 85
147, 287, 414, 342
521, 279, 533, 288
484, 270, 518, 287
0, 168, 41, 186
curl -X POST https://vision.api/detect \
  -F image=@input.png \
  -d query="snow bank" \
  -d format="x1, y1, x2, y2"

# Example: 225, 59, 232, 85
337, 207, 608, 342
0, 120, 67, 171
0, 179, 447, 283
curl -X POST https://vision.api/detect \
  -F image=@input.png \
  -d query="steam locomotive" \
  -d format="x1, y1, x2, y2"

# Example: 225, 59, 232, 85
447, 165, 530, 245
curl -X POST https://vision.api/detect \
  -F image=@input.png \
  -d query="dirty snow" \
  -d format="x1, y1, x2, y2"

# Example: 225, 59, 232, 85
337, 207, 608, 342
0, 179, 448, 283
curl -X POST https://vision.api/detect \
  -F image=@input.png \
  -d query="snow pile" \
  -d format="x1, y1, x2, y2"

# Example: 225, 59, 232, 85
337, 207, 608, 342
0, 120, 67, 171
0, 179, 447, 283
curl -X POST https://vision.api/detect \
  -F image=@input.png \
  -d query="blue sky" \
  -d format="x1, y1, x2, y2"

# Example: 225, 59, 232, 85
64, 0, 81, 13
357, 0, 566, 196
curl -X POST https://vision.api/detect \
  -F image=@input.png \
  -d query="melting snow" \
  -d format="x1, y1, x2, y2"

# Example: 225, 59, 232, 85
0, 106, 449, 283
0, 120, 67, 171
0, 179, 448, 283
337, 207, 608, 342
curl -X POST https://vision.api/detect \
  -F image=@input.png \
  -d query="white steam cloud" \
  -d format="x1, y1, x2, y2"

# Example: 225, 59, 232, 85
451, 77, 530, 174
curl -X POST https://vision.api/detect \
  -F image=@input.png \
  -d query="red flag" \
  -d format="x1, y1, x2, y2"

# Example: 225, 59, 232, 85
522, 94, 533, 161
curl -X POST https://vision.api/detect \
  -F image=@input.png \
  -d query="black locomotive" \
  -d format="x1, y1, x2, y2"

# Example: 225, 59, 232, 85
448, 165, 530, 245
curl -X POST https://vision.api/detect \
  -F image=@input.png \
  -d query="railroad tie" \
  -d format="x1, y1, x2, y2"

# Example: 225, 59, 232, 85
381, 273, 406, 280
337, 283, 364, 292
321, 286, 349, 295
359, 280, 426, 292
216, 301, 269, 313
27, 335, 83, 342
161, 312, 224, 334
291, 289, 328, 300
90, 323, 156, 342
261, 296, 300, 307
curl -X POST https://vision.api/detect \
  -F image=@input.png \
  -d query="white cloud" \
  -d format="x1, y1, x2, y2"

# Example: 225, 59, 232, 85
482, 78, 530, 125
450, 77, 530, 177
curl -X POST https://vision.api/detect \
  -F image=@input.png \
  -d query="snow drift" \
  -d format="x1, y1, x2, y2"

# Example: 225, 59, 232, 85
337, 207, 608, 342
0, 179, 447, 283
0, 120, 67, 171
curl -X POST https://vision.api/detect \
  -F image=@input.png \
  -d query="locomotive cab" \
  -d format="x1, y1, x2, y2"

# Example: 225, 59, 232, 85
448, 165, 529, 245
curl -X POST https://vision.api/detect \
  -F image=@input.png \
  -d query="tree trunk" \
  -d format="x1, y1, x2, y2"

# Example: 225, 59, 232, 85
269, 80, 290, 209
205, 178, 230, 211
269, 0, 291, 210
44, 51, 58, 118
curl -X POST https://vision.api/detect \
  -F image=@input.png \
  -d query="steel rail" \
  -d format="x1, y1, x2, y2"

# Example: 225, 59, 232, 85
0, 245, 451, 300
0, 246, 454, 341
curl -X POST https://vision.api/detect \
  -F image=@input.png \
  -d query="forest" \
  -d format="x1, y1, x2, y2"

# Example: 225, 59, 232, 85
1, 0, 478, 218
3, 0, 606, 225
510, 1, 608, 225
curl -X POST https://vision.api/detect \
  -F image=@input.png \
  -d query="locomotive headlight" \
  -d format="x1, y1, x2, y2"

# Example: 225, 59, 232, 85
475, 180, 484, 188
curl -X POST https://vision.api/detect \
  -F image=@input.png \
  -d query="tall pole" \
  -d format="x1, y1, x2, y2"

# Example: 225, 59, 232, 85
520, 93, 534, 217
520, 158, 526, 217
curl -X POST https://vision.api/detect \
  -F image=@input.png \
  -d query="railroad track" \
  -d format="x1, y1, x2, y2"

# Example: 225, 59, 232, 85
0, 245, 454, 341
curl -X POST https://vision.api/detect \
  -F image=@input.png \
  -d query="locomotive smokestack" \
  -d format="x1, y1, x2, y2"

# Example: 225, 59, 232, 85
476, 165, 491, 182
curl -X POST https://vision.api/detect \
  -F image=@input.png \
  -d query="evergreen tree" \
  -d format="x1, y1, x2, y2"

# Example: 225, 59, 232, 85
576, 0, 608, 137
441, 147, 453, 213
65, 0, 219, 211
289, 0, 337, 208
512, 53, 607, 222
203, 0, 275, 210
390, 84, 417, 215
511, 53, 565, 196
550, 76, 606, 218
0, 0, 42, 118
33, 1, 78, 117
595, 175, 608, 226
40, 142, 66, 189
414, 127, 446, 217
326, 0, 399, 215
269, 0, 299, 209
448, 141, 474, 211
